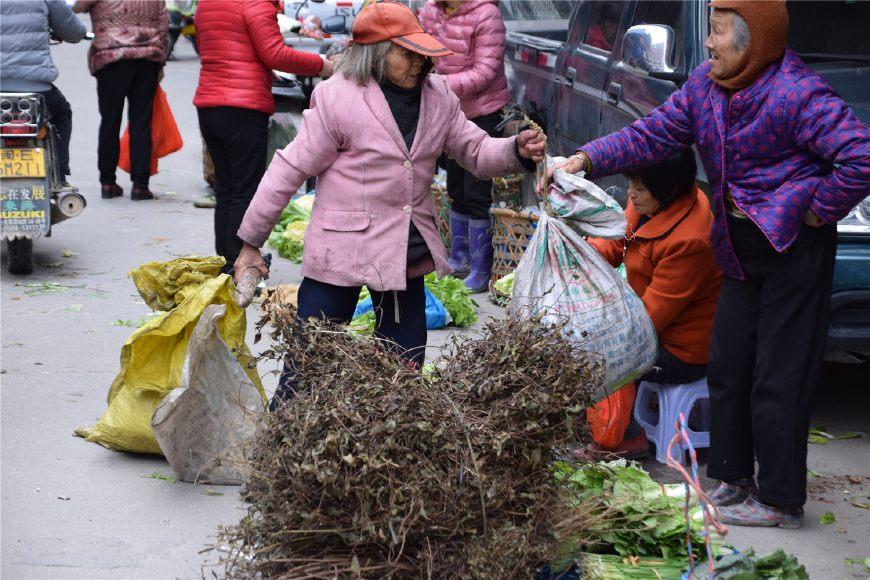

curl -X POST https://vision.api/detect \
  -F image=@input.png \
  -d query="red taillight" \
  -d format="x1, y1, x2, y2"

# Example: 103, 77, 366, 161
1, 138, 30, 147
0, 123, 32, 136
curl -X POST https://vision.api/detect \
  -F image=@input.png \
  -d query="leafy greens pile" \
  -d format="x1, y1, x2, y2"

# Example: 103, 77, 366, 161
266, 195, 314, 263
554, 460, 721, 561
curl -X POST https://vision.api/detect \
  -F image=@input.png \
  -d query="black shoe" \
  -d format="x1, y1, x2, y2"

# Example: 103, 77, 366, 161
130, 185, 155, 201
101, 183, 123, 199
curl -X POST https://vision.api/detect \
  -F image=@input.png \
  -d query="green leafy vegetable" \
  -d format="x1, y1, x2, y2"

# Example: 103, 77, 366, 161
692, 548, 808, 580
490, 271, 515, 306
143, 472, 176, 483
554, 460, 721, 561
808, 427, 865, 444
348, 311, 376, 335
819, 511, 836, 525
424, 273, 477, 327
578, 552, 687, 579
845, 558, 870, 573
267, 197, 313, 263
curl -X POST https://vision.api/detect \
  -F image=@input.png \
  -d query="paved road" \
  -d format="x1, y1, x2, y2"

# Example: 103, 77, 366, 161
2, 28, 868, 579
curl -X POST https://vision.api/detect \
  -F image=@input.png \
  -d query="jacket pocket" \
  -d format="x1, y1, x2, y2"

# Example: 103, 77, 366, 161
320, 210, 370, 232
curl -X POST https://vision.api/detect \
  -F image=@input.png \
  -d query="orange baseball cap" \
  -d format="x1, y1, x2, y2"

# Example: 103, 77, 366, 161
352, 2, 452, 57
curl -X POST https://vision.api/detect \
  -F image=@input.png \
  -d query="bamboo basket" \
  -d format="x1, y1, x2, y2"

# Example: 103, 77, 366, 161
490, 207, 540, 285
491, 175, 524, 210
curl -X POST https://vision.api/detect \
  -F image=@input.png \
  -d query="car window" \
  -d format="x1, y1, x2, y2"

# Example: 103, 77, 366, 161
788, 1, 870, 58
499, 0, 574, 21
581, 1, 623, 52
628, 1, 685, 69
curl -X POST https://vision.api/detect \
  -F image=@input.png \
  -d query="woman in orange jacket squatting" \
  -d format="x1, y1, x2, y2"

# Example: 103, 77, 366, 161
586, 149, 723, 458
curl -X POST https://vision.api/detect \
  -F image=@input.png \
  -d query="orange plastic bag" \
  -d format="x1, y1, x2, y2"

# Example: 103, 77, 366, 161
587, 381, 637, 449
119, 85, 183, 175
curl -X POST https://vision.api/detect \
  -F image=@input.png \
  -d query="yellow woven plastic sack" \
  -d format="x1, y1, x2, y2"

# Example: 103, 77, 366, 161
76, 257, 265, 454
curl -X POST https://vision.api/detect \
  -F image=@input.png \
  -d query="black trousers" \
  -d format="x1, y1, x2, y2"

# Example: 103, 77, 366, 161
95, 59, 160, 187
271, 276, 427, 409
707, 216, 836, 508
198, 106, 269, 273
446, 110, 502, 219
642, 343, 707, 385
41, 85, 73, 178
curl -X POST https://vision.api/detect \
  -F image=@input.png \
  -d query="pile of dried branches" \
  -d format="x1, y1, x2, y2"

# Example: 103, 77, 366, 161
215, 296, 605, 578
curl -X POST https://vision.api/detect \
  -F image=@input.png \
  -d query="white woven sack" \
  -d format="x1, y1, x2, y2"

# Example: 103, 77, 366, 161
546, 159, 626, 240
511, 212, 657, 391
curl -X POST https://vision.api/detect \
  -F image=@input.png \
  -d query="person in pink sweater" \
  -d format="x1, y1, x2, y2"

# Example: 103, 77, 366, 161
419, 0, 511, 292
234, 2, 543, 409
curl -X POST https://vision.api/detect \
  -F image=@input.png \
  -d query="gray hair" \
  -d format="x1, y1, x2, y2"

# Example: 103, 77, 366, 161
337, 40, 393, 83
732, 12, 750, 52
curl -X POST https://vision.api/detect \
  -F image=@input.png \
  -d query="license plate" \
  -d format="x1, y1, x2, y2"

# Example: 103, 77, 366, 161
0, 149, 46, 178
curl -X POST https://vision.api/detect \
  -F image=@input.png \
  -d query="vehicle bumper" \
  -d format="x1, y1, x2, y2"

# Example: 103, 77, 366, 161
827, 239, 870, 358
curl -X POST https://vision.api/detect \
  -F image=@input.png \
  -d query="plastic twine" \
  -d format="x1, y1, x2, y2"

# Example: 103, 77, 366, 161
665, 412, 728, 578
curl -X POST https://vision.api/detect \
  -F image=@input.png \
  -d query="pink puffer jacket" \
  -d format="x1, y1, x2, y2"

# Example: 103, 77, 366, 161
419, 0, 510, 119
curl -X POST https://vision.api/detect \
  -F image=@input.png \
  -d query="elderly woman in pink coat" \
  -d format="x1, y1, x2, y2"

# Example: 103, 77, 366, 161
419, 0, 511, 292
234, 2, 543, 406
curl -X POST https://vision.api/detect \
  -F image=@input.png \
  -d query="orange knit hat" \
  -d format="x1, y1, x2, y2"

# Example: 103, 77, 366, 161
708, 0, 789, 90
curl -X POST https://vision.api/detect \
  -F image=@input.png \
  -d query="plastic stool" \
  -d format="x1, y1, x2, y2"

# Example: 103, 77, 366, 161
634, 377, 710, 464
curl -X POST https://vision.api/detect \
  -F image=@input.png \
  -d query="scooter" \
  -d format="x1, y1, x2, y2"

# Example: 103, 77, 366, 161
0, 93, 86, 274
273, 0, 354, 101
167, 0, 198, 59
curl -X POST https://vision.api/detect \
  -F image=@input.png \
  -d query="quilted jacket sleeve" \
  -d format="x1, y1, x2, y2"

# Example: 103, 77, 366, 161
443, 4, 506, 99
238, 83, 342, 247
47, 0, 87, 42
242, 0, 323, 76
785, 75, 870, 223
580, 71, 698, 179
72, 0, 97, 13
157, 1, 168, 60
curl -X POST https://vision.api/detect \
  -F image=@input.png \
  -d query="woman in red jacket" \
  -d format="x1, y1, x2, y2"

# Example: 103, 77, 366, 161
194, 0, 332, 273
586, 150, 723, 457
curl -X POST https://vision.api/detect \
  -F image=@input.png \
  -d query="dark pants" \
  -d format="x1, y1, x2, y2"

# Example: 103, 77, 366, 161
198, 106, 269, 273
642, 344, 707, 385
446, 110, 502, 219
271, 276, 427, 409
95, 59, 160, 187
707, 216, 836, 508
41, 85, 72, 178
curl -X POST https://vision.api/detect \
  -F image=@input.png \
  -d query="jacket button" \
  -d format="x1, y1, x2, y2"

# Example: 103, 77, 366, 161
403, 160, 412, 168
403, 205, 412, 214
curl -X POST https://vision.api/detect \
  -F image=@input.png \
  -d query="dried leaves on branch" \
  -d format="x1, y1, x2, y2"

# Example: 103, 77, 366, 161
216, 296, 605, 578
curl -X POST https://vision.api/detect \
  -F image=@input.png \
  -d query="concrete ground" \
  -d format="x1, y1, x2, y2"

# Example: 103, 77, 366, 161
2, 31, 868, 580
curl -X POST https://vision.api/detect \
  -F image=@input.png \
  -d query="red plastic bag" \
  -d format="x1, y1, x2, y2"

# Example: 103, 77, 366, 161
119, 85, 183, 175
587, 381, 637, 449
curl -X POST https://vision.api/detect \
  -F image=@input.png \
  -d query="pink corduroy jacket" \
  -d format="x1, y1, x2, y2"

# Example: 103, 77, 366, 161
238, 73, 526, 291
418, 0, 510, 119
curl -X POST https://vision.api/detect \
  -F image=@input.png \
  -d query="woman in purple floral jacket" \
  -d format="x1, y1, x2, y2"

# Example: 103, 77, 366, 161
547, 0, 869, 528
